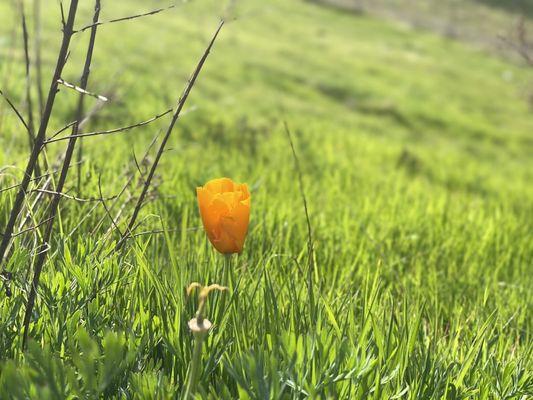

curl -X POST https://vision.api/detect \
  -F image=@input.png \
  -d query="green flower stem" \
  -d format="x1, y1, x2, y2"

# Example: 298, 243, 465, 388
184, 330, 207, 398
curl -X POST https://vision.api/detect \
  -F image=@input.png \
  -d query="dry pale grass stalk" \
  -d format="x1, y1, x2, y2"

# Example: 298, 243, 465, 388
284, 121, 317, 326
185, 283, 228, 398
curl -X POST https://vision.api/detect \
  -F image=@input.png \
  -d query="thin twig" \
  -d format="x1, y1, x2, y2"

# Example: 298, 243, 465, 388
115, 20, 225, 251
132, 149, 149, 187
0, 14, 19, 136
49, 120, 78, 140
0, 161, 82, 194
30, 188, 118, 203
98, 174, 123, 237
74, 5, 175, 33
44, 109, 172, 144
34, 0, 45, 117
0, 89, 30, 133
11, 217, 54, 238
20, 1, 37, 155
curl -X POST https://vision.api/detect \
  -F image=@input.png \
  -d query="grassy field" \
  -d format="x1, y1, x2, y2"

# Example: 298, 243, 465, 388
0, 0, 532, 398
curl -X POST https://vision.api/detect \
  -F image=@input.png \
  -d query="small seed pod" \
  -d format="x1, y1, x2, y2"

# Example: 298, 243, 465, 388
188, 317, 212, 336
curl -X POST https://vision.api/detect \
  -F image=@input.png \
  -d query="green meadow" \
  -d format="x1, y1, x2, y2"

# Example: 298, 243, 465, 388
0, 0, 531, 398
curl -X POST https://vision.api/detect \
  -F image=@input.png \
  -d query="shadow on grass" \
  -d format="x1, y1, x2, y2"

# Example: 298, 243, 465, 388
473, 0, 533, 18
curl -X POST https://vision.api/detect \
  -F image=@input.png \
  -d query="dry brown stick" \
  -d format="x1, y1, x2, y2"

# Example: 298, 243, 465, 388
114, 20, 224, 251
74, 5, 175, 33
22, 0, 97, 349
11, 217, 54, 239
0, 0, 80, 271
49, 121, 78, 140
30, 188, 118, 203
0, 90, 30, 133
43, 109, 172, 144
98, 174, 124, 238
20, 1, 47, 177
0, 160, 82, 194
19, 2, 36, 149
0, 14, 18, 136
34, 0, 44, 117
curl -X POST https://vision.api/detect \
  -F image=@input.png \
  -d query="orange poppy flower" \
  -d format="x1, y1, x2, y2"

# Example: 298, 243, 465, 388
196, 178, 251, 254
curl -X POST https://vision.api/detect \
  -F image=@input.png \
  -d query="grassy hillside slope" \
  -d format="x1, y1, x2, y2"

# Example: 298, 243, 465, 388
0, 0, 531, 398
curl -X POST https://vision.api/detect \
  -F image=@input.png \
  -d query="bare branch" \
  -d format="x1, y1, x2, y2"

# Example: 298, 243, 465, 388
30, 188, 118, 203
74, 5, 175, 33
0, 89, 30, 133
19, 1, 37, 153
0, 161, 82, 194
98, 174, 123, 237
34, 0, 45, 116
44, 109, 172, 144
11, 217, 54, 238
49, 120, 78, 140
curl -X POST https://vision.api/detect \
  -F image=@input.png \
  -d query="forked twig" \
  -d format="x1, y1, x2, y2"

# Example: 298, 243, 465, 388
74, 5, 175, 33
30, 188, 118, 203
44, 109, 172, 144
